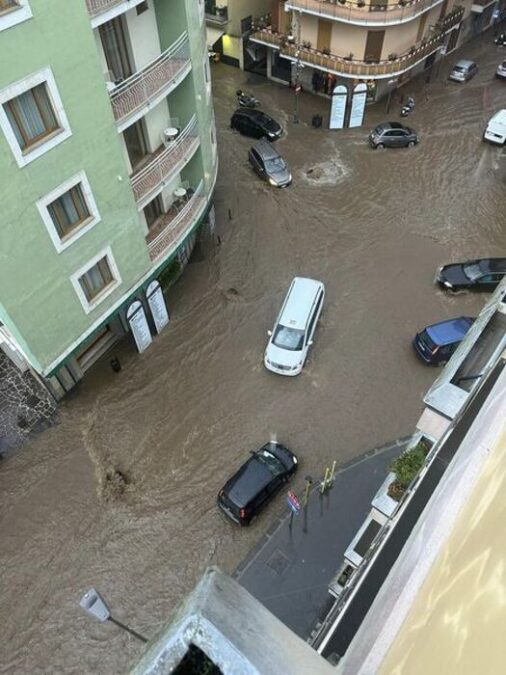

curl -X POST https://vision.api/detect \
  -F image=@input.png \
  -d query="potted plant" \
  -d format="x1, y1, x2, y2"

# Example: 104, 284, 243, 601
387, 441, 429, 501
398, 0, 408, 5
344, 52, 354, 61
388, 53, 398, 61
338, 0, 346, 4
322, 46, 331, 55
357, 0, 366, 6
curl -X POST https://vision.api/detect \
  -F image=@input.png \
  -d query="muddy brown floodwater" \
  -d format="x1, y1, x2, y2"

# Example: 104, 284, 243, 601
1, 37, 505, 674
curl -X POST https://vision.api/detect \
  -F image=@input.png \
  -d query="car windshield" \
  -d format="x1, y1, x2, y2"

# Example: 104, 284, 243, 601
463, 263, 483, 281
420, 329, 438, 352
272, 324, 304, 351
265, 157, 285, 172
255, 449, 284, 476
453, 66, 466, 73
373, 126, 384, 135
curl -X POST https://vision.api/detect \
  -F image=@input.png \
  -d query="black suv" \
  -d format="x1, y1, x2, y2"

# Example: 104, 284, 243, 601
230, 108, 283, 140
217, 442, 298, 525
437, 258, 506, 291
369, 122, 419, 149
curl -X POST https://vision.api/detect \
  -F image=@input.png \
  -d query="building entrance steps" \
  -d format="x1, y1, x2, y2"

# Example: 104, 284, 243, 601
234, 438, 408, 639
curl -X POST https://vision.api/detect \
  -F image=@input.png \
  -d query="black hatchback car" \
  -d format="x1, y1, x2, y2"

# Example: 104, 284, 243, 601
230, 108, 283, 141
437, 258, 506, 291
369, 122, 418, 149
217, 442, 298, 525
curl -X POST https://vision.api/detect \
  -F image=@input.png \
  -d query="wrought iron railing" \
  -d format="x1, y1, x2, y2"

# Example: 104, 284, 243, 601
130, 115, 200, 205
109, 33, 190, 124
286, 0, 446, 26
85, 0, 126, 18
147, 180, 206, 262
251, 7, 463, 78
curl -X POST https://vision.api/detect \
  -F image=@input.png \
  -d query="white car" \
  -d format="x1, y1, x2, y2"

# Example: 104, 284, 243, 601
264, 277, 325, 376
483, 109, 506, 145
496, 60, 506, 79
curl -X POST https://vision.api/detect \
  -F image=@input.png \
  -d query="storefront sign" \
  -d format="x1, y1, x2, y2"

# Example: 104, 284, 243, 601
329, 85, 348, 130
146, 280, 169, 334
126, 300, 152, 353
349, 83, 367, 129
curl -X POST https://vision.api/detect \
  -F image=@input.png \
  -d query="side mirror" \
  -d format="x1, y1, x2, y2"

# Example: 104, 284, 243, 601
267, 330, 273, 337
308, 340, 313, 347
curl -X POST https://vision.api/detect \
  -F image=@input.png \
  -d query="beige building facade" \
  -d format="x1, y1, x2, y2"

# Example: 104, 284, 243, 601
251, 0, 499, 105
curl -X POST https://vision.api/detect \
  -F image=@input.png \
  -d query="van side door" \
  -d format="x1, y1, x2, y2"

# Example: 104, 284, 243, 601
306, 290, 324, 346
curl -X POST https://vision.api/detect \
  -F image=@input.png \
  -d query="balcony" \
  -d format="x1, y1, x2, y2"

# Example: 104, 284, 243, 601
251, 7, 464, 79
205, 2, 229, 26
85, 0, 146, 27
108, 33, 191, 131
286, 0, 446, 27
146, 181, 207, 262
130, 115, 200, 208
471, 0, 496, 12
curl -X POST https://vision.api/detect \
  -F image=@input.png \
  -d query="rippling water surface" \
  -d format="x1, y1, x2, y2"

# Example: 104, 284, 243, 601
1, 39, 505, 673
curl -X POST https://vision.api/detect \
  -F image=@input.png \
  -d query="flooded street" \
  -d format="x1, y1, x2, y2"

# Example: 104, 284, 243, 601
1, 36, 505, 673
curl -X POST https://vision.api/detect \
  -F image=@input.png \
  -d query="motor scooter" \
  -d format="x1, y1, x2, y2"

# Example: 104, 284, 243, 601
236, 90, 260, 108
400, 96, 415, 117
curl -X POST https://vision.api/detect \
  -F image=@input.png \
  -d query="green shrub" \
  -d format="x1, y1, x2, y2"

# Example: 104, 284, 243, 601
390, 443, 427, 489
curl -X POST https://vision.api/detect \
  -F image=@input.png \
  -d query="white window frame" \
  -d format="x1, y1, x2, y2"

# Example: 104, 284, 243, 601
37, 171, 101, 253
198, 0, 204, 24
204, 55, 211, 99
70, 246, 121, 315
0, 66, 72, 167
0, 0, 32, 32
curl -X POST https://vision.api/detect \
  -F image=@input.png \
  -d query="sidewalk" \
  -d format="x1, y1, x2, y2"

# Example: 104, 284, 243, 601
234, 438, 408, 639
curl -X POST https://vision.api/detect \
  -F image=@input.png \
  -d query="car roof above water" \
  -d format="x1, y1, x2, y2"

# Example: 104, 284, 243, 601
252, 138, 280, 160
454, 59, 476, 69
426, 317, 474, 346
280, 277, 324, 329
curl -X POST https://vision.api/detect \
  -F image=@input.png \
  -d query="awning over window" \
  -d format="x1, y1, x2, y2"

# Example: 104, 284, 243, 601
206, 26, 224, 48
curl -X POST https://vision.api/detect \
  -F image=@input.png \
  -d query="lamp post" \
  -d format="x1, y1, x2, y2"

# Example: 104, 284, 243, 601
79, 588, 148, 644
289, 14, 303, 124
385, 78, 398, 114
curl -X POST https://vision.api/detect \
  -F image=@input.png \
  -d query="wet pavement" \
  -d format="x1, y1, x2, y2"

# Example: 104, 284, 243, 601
1, 35, 505, 673
234, 439, 407, 639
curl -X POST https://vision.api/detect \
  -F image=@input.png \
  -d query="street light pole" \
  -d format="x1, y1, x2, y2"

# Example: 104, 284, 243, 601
79, 588, 148, 644
290, 14, 302, 124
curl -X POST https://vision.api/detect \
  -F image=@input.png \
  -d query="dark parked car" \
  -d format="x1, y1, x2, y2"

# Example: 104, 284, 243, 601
248, 139, 292, 187
230, 108, 283, 140
368, 122, 418, 149
413, 316, 474, 365
437, 258, 506, 291
217, 441, 298, 525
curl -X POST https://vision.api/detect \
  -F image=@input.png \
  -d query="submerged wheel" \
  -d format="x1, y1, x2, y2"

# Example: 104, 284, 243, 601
407, 140, 416, 148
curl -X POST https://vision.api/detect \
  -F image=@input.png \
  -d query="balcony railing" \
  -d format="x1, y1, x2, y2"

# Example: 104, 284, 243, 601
251, 7, 464, 79
109, 33, 190, 126
205, 3, 229, 25
286, 0, 446, 26
471, 0, 496, 12
131, 115, 200, 206
147, 181, 206, 262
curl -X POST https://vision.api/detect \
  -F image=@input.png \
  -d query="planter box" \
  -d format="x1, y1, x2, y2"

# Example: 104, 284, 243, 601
371, 471, 400, 519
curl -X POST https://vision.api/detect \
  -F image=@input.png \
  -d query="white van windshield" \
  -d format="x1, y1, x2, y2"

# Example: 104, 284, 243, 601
273, 325, 304, 351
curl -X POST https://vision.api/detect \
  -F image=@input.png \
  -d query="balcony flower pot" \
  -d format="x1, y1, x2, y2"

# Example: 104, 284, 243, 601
338, 0, 346, 4
398, 0, 408, 5
388, 53, 398, 61
357, 0, 366, 6
322, 47, 331, 56
386, 440, 430, 502
408, 45, 416, 55
344, 53, 354, 61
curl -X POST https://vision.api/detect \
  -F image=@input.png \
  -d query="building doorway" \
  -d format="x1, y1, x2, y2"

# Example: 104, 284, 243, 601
317, 19, 332, 52
123, 119, 148, 172
99, 16, 133, 83
364, 30, 385, 63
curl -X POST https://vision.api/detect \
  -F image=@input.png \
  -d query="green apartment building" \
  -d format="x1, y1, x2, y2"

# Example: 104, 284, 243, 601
0, 0, 218, 398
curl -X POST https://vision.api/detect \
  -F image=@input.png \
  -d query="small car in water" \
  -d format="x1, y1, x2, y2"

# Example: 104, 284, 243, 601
248, 139, 292, 187
413, 316, 474, 365
368, 122, 419, 149
217, 442, 298, 525
230, 108, 283, 140
437, 258, 506, 291
449, 59, 478, 83
496, 60, 506, 79
483, 109, 506, 145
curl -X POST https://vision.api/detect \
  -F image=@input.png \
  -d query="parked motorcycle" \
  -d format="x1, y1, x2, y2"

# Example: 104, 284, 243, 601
236, 90, 260, 108
400, 96, 415, 117
494, 32, 506, 46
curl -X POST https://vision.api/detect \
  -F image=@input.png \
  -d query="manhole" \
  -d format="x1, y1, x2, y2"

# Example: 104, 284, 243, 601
266, 549, 291, 575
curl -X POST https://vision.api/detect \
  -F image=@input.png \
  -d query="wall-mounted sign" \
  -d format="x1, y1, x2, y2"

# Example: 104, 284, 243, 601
126, 300, 152, 353
329, 84, 348, 130
349, 82, 367, 129
146, 280, 169, 334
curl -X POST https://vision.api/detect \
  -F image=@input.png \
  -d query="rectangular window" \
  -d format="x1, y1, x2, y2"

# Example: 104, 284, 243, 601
0, 0, 18, 12
136, 1, 148, 15
4, 83, 59, 151
47, 184, 91, 239
79, 257, 114, 302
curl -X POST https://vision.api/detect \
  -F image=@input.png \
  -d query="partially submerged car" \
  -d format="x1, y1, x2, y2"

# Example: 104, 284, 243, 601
413, 316, 474, 365
437, 258, 506, 291
217, 442, 298, 525
368, 122, 419, 149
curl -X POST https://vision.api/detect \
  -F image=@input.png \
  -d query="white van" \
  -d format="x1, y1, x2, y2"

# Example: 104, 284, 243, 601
483, 110, 506, 145
264, 277, 325, 376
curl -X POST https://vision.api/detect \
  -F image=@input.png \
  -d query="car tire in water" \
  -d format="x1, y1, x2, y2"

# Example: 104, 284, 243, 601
376, 143, 385, 150
408, 141, 416, 148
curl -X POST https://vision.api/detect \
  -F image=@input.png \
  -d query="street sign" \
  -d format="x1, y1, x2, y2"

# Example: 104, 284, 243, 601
287, 490, 301, 514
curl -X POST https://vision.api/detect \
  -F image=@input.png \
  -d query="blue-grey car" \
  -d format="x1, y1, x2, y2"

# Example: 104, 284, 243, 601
413, 316, 474, 365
